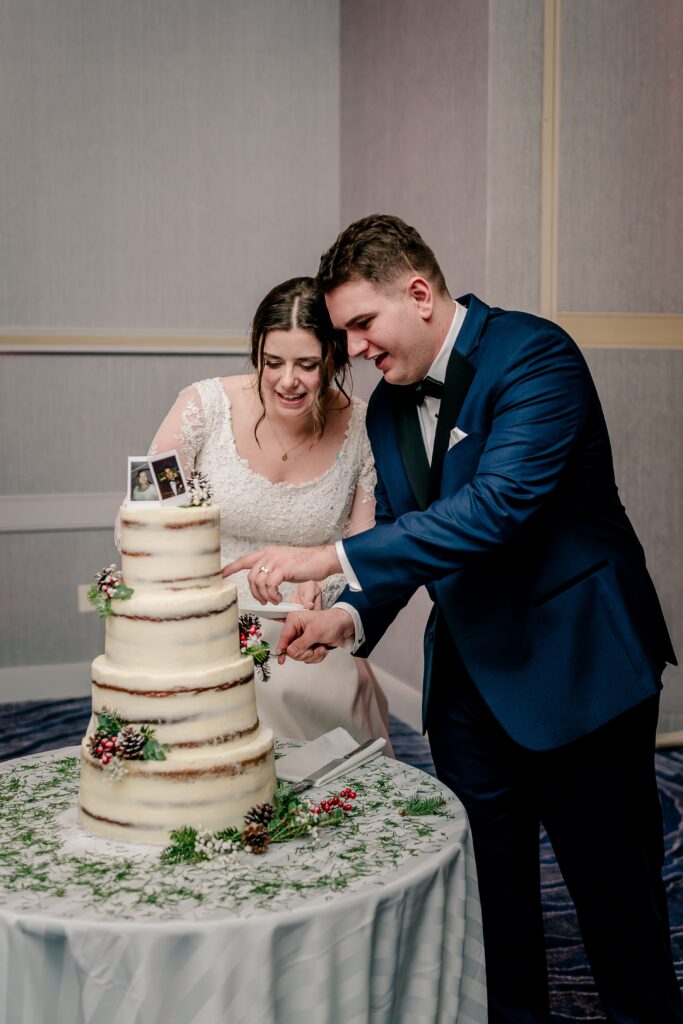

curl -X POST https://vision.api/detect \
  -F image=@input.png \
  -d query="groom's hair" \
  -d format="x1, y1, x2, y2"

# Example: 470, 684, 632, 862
317, 214, 448, 295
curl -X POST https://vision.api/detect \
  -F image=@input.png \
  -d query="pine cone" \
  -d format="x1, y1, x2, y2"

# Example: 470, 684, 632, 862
244, 802, 275, 827
115, 726, 146, 760
242, 823, 271, 854
87, 732, 106, 758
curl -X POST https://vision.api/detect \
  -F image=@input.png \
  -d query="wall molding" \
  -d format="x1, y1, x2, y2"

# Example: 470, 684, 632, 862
557, 313, 683, 349
0, 492, 121, 533
0, 328, 249, 355
539, 0, 683, 348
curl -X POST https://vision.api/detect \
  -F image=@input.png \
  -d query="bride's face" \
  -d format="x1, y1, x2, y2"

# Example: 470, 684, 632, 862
260, 329, 324, 417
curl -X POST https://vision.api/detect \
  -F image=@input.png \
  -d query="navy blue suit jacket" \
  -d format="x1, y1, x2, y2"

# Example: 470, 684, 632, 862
342, 295, 676, 750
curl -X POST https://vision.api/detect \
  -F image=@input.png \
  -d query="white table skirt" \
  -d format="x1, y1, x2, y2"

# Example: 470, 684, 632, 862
0, 746, 487, 1024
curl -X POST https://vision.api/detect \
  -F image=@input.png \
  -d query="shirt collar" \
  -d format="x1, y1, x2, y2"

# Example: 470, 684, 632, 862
425, 300, 467, 384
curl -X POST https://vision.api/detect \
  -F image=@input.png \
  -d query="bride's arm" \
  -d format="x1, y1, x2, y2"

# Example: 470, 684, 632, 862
317, 433, 377, 608
147, 384, 207, 479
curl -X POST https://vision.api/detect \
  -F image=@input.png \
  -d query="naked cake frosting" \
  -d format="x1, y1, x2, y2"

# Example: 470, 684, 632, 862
78, 503, 277, 845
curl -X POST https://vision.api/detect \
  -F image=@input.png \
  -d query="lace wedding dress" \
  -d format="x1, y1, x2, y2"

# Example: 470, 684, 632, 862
148, 377, 392, 748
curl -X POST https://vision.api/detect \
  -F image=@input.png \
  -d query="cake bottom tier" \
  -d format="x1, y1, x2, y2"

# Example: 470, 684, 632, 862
78, 727, 276, 844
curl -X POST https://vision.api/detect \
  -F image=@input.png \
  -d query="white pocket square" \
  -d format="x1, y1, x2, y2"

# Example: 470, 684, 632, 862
448, 426, 469, 449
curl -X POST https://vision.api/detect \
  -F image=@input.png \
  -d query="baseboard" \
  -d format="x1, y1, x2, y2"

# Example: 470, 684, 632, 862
2, 661, 681, 750
655, 730, 683, 749
0, 662, 91, 703
372, 664, 422, 733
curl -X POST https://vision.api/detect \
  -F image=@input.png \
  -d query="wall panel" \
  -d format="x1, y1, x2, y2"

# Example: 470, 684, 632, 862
340, 0, 490, 298
0, 0, 340, 332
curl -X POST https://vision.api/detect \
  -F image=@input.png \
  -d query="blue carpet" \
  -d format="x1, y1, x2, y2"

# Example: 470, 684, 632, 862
1, 698, 682, 1022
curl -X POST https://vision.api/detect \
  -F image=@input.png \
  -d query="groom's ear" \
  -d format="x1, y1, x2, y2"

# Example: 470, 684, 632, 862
406, 276, 434, 320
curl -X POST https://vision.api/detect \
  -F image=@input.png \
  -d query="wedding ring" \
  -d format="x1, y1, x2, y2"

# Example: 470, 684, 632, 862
258, 565, 269, 574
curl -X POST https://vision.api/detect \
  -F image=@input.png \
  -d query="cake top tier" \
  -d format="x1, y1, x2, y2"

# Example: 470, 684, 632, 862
119, 503, 222, 591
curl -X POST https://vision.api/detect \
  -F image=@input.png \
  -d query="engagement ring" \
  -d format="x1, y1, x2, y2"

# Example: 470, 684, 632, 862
258, 565, 269, 574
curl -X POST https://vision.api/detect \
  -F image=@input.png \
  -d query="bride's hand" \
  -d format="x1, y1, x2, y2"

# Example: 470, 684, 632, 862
222, 544, 341, 605
291, 581, 323, 611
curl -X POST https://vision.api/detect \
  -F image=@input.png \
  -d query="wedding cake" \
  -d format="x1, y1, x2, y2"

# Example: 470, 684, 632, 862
78, 502, 277, 845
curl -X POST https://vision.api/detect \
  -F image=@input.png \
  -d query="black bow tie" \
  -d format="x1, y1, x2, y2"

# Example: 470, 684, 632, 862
408, 376, 444, 405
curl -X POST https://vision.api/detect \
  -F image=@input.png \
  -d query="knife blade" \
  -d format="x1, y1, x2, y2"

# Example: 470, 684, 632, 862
287, 738, 380, 795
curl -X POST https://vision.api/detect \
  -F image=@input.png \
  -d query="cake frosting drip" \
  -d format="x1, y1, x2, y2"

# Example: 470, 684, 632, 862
78, 503, 277, 844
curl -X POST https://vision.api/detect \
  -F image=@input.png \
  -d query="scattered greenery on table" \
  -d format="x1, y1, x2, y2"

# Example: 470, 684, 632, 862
0, 747, 463, 921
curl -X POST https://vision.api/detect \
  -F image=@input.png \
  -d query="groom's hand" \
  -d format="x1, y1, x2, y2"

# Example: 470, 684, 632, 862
276, 608, 355, 664
222, 544, 342, 605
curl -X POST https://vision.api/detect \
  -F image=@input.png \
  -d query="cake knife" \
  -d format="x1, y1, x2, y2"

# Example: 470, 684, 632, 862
286, 738, 383, 795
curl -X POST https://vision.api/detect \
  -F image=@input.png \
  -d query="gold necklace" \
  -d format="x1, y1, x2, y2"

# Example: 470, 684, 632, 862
266, 417, 317, 461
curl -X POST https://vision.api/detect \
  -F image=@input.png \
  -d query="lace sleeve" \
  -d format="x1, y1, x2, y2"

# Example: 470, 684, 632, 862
341, 427, 377, 540
147, 384, 208, 477
356, 428, 377, 508
319, 411, 377, 605
321, 572, 350, 608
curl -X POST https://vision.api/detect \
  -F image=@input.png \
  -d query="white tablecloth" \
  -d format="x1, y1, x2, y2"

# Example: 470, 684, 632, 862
0, 745, 487, 1024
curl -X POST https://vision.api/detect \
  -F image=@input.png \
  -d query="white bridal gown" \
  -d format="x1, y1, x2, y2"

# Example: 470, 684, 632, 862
148, 377, 392, 749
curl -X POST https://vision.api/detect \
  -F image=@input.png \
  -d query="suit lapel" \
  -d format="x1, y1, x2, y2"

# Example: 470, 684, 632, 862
428, 348, 476, 502
392, 392, 431, 510
385, 295, 490, 510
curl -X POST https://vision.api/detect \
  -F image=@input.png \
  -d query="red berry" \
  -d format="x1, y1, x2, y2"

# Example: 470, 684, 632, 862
314, 807, 321, 814
96, 745, 103, 754
343, 802, 352, 811
349, 791, 356, 799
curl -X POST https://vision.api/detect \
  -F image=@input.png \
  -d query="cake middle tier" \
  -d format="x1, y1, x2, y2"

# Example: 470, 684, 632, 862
105, 581, 239, 669
91, 654, 259, 749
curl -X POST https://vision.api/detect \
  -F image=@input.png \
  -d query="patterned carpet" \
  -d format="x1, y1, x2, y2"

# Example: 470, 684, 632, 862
2, 698, 683, 1023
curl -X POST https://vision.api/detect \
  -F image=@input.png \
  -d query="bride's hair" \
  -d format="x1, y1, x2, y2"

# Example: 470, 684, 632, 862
249, 276, 351, 444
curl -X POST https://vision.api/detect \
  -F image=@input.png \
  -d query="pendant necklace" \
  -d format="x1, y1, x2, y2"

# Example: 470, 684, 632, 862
267, 418, 316, 461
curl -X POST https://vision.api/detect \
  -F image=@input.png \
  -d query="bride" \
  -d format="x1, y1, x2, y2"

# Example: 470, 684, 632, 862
147, 276, 392, 748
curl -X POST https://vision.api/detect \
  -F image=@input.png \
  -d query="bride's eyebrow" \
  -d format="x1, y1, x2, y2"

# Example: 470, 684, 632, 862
262, 351, 320, 361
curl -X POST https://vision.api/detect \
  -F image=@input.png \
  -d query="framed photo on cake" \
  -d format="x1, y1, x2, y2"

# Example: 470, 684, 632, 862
127, 457, 161, 503
148, 450, 189, 506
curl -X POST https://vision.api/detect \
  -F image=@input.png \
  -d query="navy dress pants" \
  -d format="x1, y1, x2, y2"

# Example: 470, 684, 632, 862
427, 664, 683, 1024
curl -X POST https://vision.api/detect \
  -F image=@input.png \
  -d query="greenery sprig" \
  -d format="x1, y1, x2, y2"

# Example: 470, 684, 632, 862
397, 793, 448, 817
160, 782, 356, 864
89, 707, 170, 766
87, 564, 134, 618
240, 614, 271, 682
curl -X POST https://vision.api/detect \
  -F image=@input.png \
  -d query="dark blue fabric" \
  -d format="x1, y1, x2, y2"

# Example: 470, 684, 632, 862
340, 295, 676, 750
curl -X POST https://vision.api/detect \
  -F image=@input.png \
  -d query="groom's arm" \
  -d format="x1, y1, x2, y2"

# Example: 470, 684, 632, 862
333, 458, 417, 656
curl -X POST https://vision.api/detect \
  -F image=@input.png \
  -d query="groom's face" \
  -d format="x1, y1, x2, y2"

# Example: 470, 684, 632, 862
325, 277, 436, 386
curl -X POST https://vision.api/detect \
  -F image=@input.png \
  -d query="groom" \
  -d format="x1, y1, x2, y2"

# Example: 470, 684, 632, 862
225, 214, 682, 1023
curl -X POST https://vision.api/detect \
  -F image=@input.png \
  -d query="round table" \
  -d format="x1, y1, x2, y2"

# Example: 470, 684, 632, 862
0, 746, 487, 1024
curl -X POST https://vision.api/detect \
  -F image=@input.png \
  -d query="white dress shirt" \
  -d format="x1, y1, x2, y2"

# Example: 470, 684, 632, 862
335, 301, 467, 648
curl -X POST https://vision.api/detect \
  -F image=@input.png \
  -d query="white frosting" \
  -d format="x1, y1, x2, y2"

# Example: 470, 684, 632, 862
79, 503, 277, 844
119, 504, 223, 591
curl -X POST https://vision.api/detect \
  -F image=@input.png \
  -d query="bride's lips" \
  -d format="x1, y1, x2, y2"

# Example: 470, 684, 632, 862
374, 353, 388, 370
276, 390, 307, 405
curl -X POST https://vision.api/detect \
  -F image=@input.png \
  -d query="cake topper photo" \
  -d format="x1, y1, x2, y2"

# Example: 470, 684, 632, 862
127, 458, 161, 503
148, 450, 188, 506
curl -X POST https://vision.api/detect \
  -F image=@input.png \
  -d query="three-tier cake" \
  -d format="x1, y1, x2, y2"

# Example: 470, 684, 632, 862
78, 503, 276, 845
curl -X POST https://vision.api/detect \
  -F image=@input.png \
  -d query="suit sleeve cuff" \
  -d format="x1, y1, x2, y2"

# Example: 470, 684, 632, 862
331, 602, 366, 653
335, 539, 362, 591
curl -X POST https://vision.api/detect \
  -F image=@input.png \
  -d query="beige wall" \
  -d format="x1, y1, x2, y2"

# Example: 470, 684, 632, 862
1, 0, 340, 331
2, 0, 682, 734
